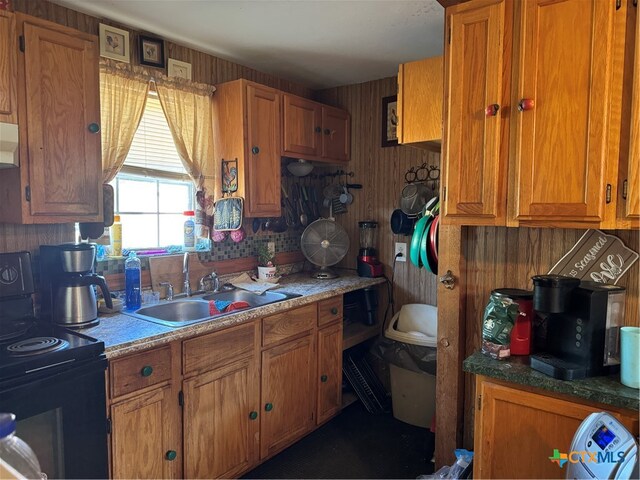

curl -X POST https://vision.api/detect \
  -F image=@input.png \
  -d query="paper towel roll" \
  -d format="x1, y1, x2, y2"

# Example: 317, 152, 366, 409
620, 326, 640, 389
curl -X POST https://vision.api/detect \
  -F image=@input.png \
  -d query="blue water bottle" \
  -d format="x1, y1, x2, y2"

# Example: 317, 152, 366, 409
125, 251, 141, 311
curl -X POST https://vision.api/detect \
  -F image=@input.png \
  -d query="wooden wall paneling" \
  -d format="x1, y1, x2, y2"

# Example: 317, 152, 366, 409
0, 223, 74, 255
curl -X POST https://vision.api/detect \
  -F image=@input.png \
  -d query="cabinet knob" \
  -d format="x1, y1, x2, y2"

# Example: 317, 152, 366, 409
140, 365, 153, 377
439, 270, 455, 290
88, 123, 100, 134
165, 450, 177, 461
315, 126, 322, 133
251, 146, 260, 154
517, 99, 535, 112
265, 402, 273, 412
485, 104, 500, 117
330, 307, 338, 315
249, 411, 258, 420
320, 374, 328, 383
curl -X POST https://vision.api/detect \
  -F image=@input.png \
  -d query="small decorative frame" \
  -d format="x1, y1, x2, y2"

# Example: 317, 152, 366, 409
138, 35, 165, 68
221, 158, 239, 195
99, 24, 130, 63
381, 95, 399, 147
167, 58, 192, 80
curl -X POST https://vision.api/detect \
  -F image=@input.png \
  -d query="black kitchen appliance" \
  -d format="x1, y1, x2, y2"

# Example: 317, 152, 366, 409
0, 251, 108, 479
530, 275, 626, 380
40, 243, 111, 328
357, 221, 384, 278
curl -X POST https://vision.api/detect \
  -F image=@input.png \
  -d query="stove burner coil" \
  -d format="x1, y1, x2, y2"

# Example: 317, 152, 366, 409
7, 337, 69, 357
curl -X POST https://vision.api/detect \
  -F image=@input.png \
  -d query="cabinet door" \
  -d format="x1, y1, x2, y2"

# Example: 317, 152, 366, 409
21, 18, 102, 220
282, 94, 322, 157
260, 335, 316, 459
183, 357, 259, 479
111, 386, 181, 479
625, 6, 639, 220
442, 0, 507, 224
316, 323, 342, 424
474, 379, 638, 479
511, 0, 617, 223
246, 83, 281, 217
321, 106, 350, 162
0, 11, 16, 123
397, 56, 443, 144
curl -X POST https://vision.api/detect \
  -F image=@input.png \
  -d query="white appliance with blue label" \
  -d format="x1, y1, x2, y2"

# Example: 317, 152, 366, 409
567, 412, 638, 479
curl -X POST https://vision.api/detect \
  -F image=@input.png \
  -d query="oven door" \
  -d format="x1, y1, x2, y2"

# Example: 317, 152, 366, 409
0, 357, 108, 479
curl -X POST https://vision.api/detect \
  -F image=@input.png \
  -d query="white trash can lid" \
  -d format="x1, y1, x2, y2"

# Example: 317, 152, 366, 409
384, 303, 437, 347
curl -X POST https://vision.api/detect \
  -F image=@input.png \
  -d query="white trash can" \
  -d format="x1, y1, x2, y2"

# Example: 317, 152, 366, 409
384, 304, 437, 428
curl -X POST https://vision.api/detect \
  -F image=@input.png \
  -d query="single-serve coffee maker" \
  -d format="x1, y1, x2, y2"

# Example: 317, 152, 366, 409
40, 243, 112, 328
530, 275, 626, 380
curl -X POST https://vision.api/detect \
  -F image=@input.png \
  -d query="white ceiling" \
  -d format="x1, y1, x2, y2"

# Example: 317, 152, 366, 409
51, 0, 444, 89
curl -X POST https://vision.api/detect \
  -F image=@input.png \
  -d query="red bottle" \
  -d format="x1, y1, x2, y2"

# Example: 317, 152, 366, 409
491, 289, 534, 356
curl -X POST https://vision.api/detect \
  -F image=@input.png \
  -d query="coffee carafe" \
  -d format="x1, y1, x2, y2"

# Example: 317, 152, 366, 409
40, 244, 112, 328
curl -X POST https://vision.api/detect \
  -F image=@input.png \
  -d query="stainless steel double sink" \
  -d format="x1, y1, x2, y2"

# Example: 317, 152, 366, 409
126, 290, 301, 328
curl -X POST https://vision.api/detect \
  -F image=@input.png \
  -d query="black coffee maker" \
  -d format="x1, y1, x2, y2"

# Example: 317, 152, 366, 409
530, 275, 626, 380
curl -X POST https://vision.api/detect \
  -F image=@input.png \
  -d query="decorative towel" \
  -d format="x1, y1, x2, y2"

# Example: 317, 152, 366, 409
229, 272, 279, 295
209, 300, 251, 316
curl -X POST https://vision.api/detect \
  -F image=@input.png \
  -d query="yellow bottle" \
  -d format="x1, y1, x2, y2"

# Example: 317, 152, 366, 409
111, 215, 122, 257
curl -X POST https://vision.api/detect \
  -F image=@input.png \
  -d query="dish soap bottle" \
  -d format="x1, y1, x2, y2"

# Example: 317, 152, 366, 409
183, 211, 196, 252
111, 215, 122, 257
125, 251, 141, 311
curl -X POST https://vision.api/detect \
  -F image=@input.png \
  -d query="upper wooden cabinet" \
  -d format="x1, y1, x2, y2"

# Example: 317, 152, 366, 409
619, 0, 639, 227
212, 79, 281, 218
282, 94, 322, 157
281, 94, 350, 163
509, 0, 619, 225
397, 56, 443, 146
0, 13, 102, 224
0, 10, 16, 124
442, 0, 632, 228
442, 0, 509, 225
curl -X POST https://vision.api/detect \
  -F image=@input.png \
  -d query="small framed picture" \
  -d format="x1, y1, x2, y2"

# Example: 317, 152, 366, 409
167, 58, 192, 80
138, 35, 165, 68
381, 95, 399, 147
99, 24, 130, 63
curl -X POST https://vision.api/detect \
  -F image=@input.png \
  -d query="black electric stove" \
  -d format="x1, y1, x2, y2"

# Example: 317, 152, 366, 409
0, 251, 108, 479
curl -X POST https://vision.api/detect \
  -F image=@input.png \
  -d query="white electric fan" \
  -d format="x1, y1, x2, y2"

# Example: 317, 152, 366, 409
301, 218, 350, 279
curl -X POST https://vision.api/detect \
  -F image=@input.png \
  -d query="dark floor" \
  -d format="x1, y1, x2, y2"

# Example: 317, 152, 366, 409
243, 402, 435, 479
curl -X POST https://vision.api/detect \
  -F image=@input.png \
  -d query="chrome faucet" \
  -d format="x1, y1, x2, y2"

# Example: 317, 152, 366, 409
199, 271, 220, 293
158, 282, 174, 301
183, 252, 192, 297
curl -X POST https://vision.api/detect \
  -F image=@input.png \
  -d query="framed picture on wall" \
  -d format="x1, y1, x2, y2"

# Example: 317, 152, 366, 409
138, 35, 165, 68
99, 24, 130, 63
167, 58, 192, 80
381, 95, 399, 147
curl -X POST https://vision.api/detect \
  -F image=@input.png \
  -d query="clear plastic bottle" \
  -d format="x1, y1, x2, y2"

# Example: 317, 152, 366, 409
0, 413, 43, 479
183, 211, 196, 252
124, 251, 141, 311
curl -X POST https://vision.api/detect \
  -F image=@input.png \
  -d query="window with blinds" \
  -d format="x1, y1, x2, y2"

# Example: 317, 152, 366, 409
111, 93, 194, 249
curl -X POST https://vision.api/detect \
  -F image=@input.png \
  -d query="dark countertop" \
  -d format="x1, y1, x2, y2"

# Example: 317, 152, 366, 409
85, 272, 386, 359
463, 351, 640, 411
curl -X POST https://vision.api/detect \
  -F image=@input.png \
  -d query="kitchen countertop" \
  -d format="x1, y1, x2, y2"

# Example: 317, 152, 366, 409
463, 351, 640, 411
85, 271, 385, 359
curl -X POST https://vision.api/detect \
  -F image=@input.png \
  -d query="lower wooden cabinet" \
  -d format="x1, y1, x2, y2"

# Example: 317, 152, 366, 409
108, 296, 346, 479
317, 322, 343, 424
183, 357, 260, 479
473, 376, 639, 479
110, 385, 181, 479
260, 334, 316, 459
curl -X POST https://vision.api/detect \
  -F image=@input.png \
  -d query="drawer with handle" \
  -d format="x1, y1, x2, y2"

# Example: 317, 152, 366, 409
110, 345, 172, 398
317, 296, 343, 327
262, 303, 317, 347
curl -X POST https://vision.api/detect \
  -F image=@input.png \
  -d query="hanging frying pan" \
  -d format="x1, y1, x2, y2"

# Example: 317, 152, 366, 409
429, 215, 440, 265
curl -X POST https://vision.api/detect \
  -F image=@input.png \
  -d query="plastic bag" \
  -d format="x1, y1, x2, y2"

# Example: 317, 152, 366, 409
417, 449, 474, 479
481, 294, 520, 360
370, 337, 437, 375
